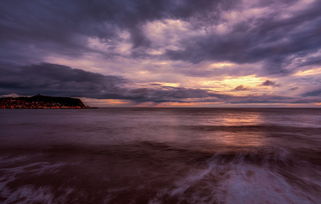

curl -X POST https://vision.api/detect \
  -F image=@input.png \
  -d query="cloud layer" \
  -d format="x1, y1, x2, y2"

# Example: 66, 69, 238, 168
0, 63, 226, 103
0, 0, 321, 106
1, 63, 319, 106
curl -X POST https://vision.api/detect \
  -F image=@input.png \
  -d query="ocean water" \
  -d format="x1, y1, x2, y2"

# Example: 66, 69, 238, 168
0, 108, 320, 204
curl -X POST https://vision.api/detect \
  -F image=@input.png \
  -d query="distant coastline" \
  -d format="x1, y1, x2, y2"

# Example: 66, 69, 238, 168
0, 94, 88, 109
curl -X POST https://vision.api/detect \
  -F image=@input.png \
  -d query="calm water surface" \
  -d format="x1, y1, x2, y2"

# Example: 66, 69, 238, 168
0, 108, 320, 203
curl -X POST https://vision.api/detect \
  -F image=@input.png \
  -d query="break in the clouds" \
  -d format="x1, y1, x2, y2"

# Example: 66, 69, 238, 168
0, 0, 321, 106
0, 63, 229, 103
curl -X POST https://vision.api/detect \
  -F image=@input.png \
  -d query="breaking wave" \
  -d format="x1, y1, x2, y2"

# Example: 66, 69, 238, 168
0, 142, 320, 204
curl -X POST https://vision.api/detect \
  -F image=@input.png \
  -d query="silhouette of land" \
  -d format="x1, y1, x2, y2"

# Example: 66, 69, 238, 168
0, 94, 88, 109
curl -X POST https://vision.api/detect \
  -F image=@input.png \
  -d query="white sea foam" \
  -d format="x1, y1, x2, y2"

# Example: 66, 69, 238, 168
2, 186, 74, 204
0, 156, 68, 204
217, 165, 320, 204
150, 160, 321, 204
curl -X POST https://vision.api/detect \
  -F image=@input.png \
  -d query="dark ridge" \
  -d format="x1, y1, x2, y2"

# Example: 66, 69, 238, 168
0, 94, 88, 109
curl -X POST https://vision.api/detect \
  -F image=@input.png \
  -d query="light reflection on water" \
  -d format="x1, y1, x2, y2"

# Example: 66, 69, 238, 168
211, 131, 266, 148
0, 108, 320, 204
214, 112, 266, 147
220, 112, 264, 126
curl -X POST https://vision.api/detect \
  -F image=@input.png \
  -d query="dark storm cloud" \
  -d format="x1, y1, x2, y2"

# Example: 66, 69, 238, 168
289, 87, 298, 91
261, 80, 279, 87
0, 63, 126, 98
123, 87, 229, 103
234, 85, 249, 91
0, 0, 236, 63
229, 95, 303, 104
166, 0, 321, 75
302, 88, 321, 97
1, 0, 320, 74
230, 96, 291, 104
1, 63, 318, 104
0, 63, 228, 102
1, 0, 321, 106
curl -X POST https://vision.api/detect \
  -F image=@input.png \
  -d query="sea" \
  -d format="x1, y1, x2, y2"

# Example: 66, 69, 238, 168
0, 108, 320, 204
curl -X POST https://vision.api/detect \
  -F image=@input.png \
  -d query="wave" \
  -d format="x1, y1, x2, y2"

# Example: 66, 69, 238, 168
179, 124, 321, 133
0, 141, 320, 204
1, 141, 320, 166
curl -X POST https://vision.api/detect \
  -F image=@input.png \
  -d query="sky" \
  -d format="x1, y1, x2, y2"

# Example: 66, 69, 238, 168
1, 0, 321, 107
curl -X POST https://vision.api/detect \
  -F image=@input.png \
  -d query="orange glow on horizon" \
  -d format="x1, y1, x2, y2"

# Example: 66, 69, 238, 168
201, 75, 270, 95
81, 98, 131, 107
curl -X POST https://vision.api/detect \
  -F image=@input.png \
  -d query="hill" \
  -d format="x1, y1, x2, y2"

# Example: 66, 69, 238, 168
0, 94, 88, 109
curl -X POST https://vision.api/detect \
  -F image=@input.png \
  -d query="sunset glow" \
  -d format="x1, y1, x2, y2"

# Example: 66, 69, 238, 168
1, 1, 321, 203
0, 0, 320, 107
